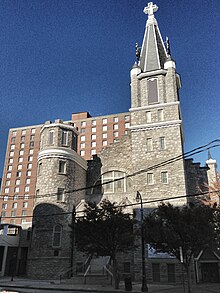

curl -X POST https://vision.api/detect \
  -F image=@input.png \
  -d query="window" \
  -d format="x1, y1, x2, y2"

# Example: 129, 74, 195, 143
28, 156, 33, 162
124, 262, 131, 274
2, 203, 7, 209
11, 137, 16, 143
26, 178, 31, 184
62, 131, 68, 145
27, 163, 32, 169
8, 165, 12, 171
102, 118, 107, 124
81, 121, 86, 127
158, 109, 164, 122
10, 144, 15, 150
4, 188, 9, 194
102, 171, 131, 194
146, 111, 152, 123
80, 128, 85, 134
92, 127, 96, 133
30, 135, 35, 141
124, 115, 130, 121
148, 78, 158, 104
29, 149, 34, 155
113, 124, 118, 130
91, 134, 96, 140
5, 181, 10, 186
21, 129, 26, 135
113, 132, 118, 137
12, 131, 17, 136
91, 141, 96, 148
147, 173, 154, 185
113, 117, 118, 123
102, 126, 107, 132
146, 138, 153, 152
48, 130, 54, 145
24, 194, 29, 200
15, 179, 20, 185
21, 136, 25, 142
13, 195, 18, 200
21, 219, 26, 224
16, 171, 21, 177
18, 157, 23, 163
29, 141, 34, 147
80, 150, 85, 156
8, 158, 13, 164
20, 143, 25, 149
80, 136, 85, 142
6, 173, 11, 179
167, 264, 175, 282
91, 149, 96, 155
125, 122, 130, 128
9, 151, 14, 157
58, 161, 66, 174
161, 171, 168, 184
26, 171, 31, 177
17, 164, 22, 170
22, 210, 26, 216
152, 264, 160, 282
91, 120, 96, 126
14, 187, 20, 193
25, 186, 30, 192
102, 140, 107, 146
57, 188, 65, 202
11, 211, 16, 217
12, 202, 17, 209
52, 225, 62, 248
31, 128, 36, 134
1, 211, 6, 217
23, 202, 28, 208
80, 143, 85, 149
159, 137, 165, 150
103, 133, 107, 139
38, 162, 42, 175
19, 150, 24, 156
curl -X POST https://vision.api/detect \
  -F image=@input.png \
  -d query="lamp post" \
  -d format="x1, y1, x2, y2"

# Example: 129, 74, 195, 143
136, 191, 148, 292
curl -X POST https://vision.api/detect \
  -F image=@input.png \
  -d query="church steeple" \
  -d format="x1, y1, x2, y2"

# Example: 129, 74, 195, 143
139, 2, 168, 72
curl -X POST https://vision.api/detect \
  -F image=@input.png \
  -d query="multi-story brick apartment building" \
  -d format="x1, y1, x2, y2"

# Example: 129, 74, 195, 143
0, 111, 130, 226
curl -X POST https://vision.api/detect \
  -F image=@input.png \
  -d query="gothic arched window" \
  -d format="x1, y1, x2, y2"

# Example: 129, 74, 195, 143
52, 225, 62, 248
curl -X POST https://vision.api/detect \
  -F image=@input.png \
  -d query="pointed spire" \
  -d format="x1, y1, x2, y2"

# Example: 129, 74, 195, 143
139, 2, 168, 72
208, 150, 212, 160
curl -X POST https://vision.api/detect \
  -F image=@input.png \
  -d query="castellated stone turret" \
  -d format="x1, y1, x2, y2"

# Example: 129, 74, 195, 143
27, 120, 87, 279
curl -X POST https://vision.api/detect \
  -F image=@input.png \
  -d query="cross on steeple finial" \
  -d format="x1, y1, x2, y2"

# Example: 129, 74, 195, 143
144, 2, 158, 18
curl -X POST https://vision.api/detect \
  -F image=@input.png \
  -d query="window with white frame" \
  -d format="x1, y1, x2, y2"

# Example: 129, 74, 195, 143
20, 143, 25, 149
25, 186, 30, 192
103, 133, 107, 139
31, 128, 36, 134
12, 131, 17, 136
19, 150, 24, 156
4, 188, 9, 194
91, 120, 96, 126
147, 173, 154, 185
102, 171, 131, 194
146, 138, 153, 152
27, 163, 32, 169
80, 136, 85, 142
161, 171, 168, 184
9, 158, 13, 164
81, 121, 86, 127
22, 210, 26, 216
26, 170, 32, 176
80, 143, 85, 149
62, 130, 68, 146
2, 203, 7, 209
113, 124, 118, 130
158, 109, 164, 122
113, 117, 118, 123
146, 111, 152, 123
26, 178, 31, 184
18, 157, 23, 163
21, 129, 26, 135
80, 150, 85, 156
148, 78, 159, 104
12, 202, 17, 209
159, 137, 165, 150
124, 115, 130, 121
28, 156, 33, 162
91, 149, 96, 155
92, 127, 96, 133
15, 179, 20, 185
58, 160, 66, 174
5, 181, 10, 186
14, 187, 20, 193
102, 126, 107, 132
13, 195, 18, 200
125, 122, 130, 128
3, 196, 8, 201
21, 136, 25, 142
10, 144, 15, 150
17, 164, 22, 170
113, 132, 118, 137
102, 118, 107, 124
11, 137, 15, 143
24, 194, 29, 200
23, 202, 28, 208
102, 140, 107, 146
48, 130, 54, 145
8, 165, 12, 171
91, 141, 96, 148
91, 134, 96, 140
9, 151, 14, 157
29, 149, 34, 155
11, 211, 16, 217
6, 173, 11, 179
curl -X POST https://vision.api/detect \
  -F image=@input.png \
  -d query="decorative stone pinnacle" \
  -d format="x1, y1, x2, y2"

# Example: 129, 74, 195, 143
144, 2, 158, 18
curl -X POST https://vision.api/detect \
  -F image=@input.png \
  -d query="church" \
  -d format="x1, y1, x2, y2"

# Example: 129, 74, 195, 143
0, 1, 218, 284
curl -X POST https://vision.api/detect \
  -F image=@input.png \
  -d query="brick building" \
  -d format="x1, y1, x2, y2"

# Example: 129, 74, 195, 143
0, 1, 218, 284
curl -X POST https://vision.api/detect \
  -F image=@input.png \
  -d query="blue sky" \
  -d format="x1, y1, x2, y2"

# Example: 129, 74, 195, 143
0, 0, 219, 176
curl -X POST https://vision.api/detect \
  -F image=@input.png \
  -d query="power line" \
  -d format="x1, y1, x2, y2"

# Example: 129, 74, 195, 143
1, 139, 219, 200
2, 189, 220, 220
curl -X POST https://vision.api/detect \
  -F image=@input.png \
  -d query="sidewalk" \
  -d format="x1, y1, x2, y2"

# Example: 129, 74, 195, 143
0, 277, 219, 292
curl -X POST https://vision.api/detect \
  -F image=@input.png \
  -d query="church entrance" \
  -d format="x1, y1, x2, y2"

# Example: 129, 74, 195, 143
201, 263, 219, 282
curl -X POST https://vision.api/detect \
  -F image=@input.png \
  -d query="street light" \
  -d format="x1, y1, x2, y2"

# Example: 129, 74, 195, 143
136, 191, 148, 292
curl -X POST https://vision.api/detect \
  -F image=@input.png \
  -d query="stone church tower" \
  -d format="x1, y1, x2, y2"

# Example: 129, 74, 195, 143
27, 120, 87, 278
